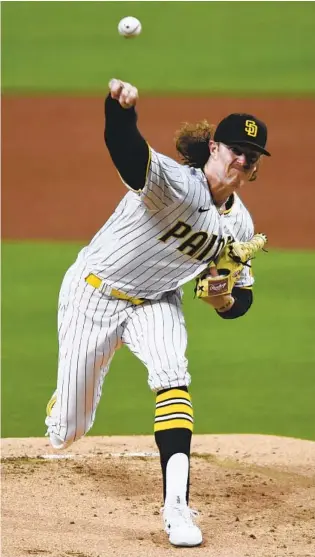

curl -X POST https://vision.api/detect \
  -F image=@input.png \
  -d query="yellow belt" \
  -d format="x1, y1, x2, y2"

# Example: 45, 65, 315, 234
85, 274, 144, 305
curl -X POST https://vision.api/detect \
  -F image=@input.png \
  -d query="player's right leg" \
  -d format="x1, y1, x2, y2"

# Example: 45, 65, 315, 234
45, 267, 127, 450
122, 291, 202, 547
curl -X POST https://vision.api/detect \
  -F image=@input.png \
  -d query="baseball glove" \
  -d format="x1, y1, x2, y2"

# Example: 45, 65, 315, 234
195, 233, 267, 299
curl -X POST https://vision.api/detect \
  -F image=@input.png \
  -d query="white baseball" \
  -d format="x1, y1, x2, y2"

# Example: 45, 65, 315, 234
118, 16, 142, 38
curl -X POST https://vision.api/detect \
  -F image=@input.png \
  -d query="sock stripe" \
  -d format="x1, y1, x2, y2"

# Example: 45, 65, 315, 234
155, 389, 194, 433
154, 419, 194, 433
155, 403, 193, 418
155, 413, 194, 423
156, 398, 192, 409
156, 389, 191, 404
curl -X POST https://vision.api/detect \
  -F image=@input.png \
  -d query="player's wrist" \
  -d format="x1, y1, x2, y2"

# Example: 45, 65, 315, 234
216, 296, 235, 313
201, 294, 234, 310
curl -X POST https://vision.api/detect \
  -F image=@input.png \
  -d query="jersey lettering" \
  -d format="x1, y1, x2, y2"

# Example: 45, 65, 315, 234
177, 231, 209, 257
195, 234, 218, 261
159, 220, 224, 263
208, 237, 226, 262
159, 220, 192, 243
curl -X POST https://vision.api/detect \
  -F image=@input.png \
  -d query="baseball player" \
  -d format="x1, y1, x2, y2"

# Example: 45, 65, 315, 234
45, 78, 270, 547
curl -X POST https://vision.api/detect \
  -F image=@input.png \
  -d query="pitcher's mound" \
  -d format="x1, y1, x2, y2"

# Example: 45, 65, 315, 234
2, 434, 315, 557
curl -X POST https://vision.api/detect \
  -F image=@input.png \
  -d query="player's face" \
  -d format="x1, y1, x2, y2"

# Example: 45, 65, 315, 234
228, 144, 260, 168
210, 141, 261, 187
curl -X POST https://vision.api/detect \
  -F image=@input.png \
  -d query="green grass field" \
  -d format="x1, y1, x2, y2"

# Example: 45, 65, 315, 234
2, 242, 314, 440
2, 1, 315, 94
2, 2, 315, 440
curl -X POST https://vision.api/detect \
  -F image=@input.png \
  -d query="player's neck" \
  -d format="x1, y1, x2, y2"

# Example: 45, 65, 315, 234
206, 179, 234, 208
203, 155, 246, 208
203, 166, 239, 208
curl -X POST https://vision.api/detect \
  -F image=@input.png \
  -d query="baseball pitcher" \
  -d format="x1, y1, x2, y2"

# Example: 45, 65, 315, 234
45, 78, 270, 547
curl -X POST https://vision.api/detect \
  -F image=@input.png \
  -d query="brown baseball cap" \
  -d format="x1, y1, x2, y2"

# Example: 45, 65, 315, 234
214, 113, 271, 156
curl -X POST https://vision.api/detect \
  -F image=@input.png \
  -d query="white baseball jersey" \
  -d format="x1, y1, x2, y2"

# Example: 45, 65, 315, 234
46, 148, 254, 450
75, 149, 235, 299
221, 193, 254, 289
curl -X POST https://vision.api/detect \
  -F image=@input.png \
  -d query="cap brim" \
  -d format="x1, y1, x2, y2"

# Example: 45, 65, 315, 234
228, 140, 271, 156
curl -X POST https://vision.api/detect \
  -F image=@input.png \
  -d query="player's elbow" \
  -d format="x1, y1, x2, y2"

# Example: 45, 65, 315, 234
216, 288, 253, 320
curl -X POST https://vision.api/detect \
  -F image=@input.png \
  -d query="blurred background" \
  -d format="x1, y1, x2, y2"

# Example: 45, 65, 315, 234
2, 1, 315, 440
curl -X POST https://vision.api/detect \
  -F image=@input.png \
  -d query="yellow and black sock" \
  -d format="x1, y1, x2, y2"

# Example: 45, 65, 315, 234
154, 386, 193, 504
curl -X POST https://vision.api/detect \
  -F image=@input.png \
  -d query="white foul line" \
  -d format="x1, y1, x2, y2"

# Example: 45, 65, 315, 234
40, 451, 160, 460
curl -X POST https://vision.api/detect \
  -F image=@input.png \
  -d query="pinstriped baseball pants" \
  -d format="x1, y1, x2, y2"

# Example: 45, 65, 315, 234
47, 262, 190, 449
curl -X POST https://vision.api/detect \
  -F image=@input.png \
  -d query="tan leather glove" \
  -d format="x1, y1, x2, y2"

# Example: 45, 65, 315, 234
195, 233, 267, 310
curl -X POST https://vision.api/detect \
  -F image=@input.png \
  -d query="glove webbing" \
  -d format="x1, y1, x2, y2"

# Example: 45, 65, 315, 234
229, 234, 267, 264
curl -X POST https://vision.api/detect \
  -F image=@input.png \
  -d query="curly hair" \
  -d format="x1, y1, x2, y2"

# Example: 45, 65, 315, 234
174, 120, 216, 169
175, 120, 260, 181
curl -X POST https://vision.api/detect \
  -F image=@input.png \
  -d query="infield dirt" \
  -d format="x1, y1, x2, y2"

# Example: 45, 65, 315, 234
2, 95, 315, 247
2, 434, 315, 557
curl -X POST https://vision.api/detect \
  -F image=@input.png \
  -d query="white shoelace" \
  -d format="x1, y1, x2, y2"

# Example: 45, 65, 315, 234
161, 505, 200, 528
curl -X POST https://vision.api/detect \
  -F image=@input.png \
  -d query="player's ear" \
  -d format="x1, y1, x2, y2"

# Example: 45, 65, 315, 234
249, 168, 258, 181
249, 158, 261, 182
209, 140, 218, 158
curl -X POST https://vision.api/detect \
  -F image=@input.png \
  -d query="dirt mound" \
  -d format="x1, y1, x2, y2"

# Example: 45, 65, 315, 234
1, 434, 315, 557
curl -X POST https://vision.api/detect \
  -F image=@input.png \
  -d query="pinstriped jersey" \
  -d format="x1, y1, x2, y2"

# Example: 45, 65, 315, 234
76, 149, 254, 298
221, 193, 255, 288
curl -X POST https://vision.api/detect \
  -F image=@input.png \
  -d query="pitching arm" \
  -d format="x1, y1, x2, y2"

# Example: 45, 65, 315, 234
104, 93, 149, 192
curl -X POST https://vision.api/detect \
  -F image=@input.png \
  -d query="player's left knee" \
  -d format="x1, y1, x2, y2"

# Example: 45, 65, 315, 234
148, 364, 191, 392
